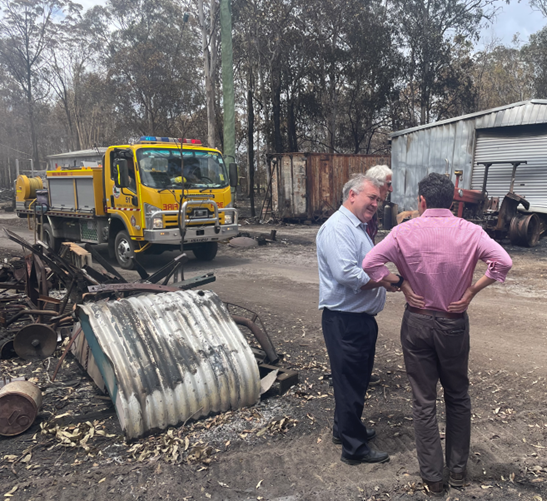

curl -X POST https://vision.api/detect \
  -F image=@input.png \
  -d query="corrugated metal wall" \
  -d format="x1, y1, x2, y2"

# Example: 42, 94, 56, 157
269, 153, 390, 220
391, 120, 476, 210
472, 125, 547, 209
390, 101, 547, 211
78, 290, 260, 439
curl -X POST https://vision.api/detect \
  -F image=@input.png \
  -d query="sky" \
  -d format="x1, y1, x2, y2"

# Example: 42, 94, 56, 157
76, 0, 546, 48
480, 0, 546, 47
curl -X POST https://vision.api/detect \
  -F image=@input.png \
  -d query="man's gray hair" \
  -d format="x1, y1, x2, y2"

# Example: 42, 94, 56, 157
366, 164, 392, 185
342, 173, 382, 202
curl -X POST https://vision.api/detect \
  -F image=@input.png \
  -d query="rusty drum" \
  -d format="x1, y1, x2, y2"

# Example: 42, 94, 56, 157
0, 381, 42, 436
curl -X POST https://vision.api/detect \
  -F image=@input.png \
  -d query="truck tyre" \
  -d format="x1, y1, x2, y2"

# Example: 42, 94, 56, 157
192, 242, 218, 261
42, 223, 61, 253
114, 230, 136, 270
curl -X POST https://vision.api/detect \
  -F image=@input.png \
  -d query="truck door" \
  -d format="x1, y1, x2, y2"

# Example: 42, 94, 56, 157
106, 149, 143, 234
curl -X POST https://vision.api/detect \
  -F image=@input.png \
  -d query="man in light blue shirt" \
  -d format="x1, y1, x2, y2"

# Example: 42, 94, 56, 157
317, 173, 399, 465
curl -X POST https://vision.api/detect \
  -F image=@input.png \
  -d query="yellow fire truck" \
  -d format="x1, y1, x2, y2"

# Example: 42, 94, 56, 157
15, 136, 239, 269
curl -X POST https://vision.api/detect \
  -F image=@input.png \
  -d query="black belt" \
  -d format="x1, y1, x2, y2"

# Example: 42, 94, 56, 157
407, 305, 464, 319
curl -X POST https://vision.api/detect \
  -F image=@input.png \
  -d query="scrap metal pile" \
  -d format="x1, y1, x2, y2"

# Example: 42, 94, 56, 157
0, 229, 296, 439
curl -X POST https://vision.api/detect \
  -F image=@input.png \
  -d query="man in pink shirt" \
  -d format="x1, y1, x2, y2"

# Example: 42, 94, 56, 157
362, 173, 512, 496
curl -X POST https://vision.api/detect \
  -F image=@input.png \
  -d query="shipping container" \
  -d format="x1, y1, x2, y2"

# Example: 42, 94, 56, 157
268, 153, 390, 221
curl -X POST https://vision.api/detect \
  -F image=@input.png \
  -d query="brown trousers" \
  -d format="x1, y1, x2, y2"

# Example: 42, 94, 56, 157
401, 308, 471, 482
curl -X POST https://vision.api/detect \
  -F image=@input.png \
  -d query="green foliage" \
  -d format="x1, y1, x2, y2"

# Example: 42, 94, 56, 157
523, 26, 547, 99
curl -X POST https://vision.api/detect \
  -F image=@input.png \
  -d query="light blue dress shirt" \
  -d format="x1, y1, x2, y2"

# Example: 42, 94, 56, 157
317, 206, 386, 314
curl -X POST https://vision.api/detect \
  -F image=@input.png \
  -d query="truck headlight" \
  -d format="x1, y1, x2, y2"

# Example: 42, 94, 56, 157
224, 212, 233, 224
144, 203, 163, 229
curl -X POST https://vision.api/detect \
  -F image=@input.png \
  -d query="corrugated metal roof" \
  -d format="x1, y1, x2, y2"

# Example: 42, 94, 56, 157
77, 290, 260, 439
390, 100, 547, 138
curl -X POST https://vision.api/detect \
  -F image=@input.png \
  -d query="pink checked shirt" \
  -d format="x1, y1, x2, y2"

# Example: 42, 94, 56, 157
362, 209, 513, 312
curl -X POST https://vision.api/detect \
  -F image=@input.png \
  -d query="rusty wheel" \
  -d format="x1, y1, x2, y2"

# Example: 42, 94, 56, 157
13, 323, 57, 360
509, 213, 540, 247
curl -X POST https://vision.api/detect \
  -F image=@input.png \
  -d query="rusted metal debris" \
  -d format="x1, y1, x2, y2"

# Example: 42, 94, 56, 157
13, 323, 57, 360
0, 229, 296, 441
453, 162, 543, 247
0, 380, 42, 436
225, 302, 279, 364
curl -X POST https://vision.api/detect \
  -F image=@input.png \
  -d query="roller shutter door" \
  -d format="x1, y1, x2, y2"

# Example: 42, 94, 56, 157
472, 124, 547, 210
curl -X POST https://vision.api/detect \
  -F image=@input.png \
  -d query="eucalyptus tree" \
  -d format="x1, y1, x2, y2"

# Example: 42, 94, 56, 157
335, 0, 400, 154
391, 0, 499, 126
522, 27, 547, 99
43, 7, 102, 150
100, 0, 203, 138
0, 0, 77, 168
474, 39, 534, 109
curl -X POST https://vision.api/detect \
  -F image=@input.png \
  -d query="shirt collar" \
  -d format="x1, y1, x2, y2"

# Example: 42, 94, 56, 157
422, 208, 454, 218
339, 205, 367, 228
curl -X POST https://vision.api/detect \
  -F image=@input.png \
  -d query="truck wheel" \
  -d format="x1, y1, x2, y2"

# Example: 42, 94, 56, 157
192, 242, 218, 261
42, 223, 61, 253
114, 230, 135, 270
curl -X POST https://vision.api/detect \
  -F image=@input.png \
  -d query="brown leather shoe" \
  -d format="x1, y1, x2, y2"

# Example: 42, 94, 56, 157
423, 479, 445, 497
449, 470, 466, 488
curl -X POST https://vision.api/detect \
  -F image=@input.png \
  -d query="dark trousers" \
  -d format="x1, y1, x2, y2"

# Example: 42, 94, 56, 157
322, 308, 378, 458
401, 308, 471, 482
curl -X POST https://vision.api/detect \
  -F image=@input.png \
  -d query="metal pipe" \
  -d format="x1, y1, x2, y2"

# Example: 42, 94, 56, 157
231, 315, 279, 364
5, 309, 58, 327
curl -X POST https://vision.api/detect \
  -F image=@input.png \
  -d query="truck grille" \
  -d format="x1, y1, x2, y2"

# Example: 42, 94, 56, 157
163, 210, 217, 229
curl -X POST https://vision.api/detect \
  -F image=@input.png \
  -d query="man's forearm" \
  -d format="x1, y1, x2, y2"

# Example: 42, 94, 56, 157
447, 274, 498, 312
361, 277, 399, 290
470, 275, 497, 295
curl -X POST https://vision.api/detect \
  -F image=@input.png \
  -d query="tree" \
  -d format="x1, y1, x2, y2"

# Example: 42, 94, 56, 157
391, 0, 498, 126
474, 38, 534, 109
198, 0, 221, 147
103, 0, 203, 137
530, 0, 547, 17
0, 0, 75, 168
44, 10, 98, 150
522, 27, 547, 99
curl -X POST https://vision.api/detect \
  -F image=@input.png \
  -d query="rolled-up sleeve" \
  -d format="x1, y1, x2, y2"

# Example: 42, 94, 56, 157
362, 231, 399, 281
324, 224, 371, 293
478, 230, 512, 282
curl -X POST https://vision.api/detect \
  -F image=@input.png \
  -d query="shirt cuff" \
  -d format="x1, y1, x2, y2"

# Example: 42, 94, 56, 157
363, 264, 390, 283
485, 261, 510, 283
352, 272, 371, 294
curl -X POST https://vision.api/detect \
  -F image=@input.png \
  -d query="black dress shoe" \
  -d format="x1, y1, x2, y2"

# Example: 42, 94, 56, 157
332, 427, 376, 445
369, 374, 381, 386
449, 470, 465, 488
341, 449, 390, 465
423, 479, 445, 497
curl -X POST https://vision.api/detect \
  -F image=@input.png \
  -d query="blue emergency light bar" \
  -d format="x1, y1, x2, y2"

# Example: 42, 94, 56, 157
137, 136, 202, 145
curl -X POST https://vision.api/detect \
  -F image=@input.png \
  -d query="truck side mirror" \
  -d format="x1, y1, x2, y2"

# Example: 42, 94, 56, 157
115, 159, 130, 188
229, 163, 238, 188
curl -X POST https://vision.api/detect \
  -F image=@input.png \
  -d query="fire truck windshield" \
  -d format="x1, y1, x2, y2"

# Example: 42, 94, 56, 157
136, 148, 229, 190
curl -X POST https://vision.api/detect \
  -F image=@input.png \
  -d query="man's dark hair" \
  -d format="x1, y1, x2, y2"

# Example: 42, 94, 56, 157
418, 173, 454, 209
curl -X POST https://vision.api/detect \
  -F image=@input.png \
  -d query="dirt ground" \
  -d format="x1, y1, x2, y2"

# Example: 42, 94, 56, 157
0, 211, 546, 501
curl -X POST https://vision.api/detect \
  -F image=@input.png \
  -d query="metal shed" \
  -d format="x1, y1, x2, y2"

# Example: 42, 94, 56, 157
390, 100, 547, 212
268, 152, 391, 221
